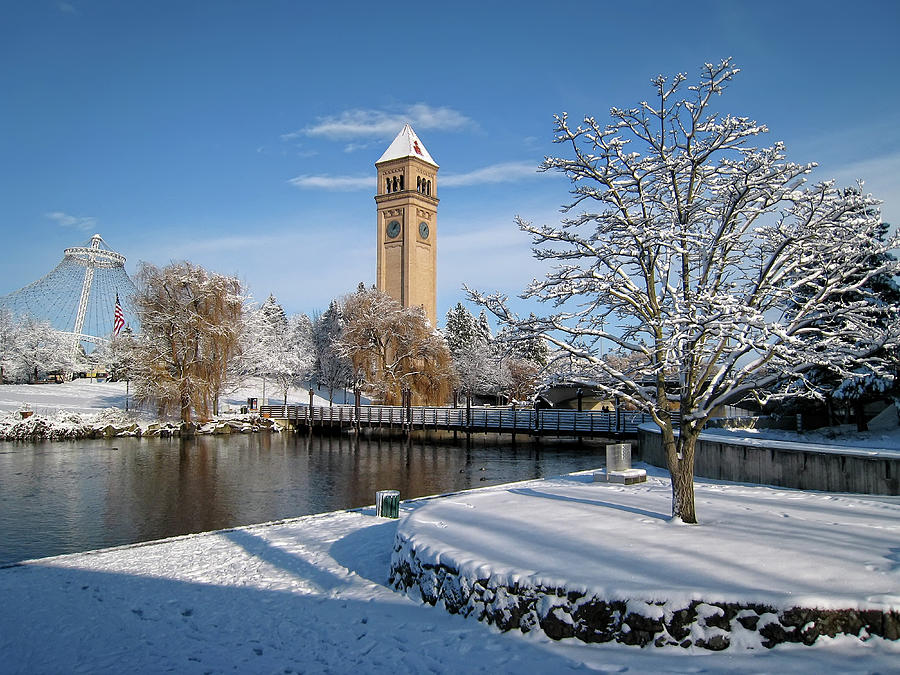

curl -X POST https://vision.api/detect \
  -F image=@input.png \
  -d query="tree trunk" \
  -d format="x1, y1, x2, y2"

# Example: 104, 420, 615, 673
180, 387, 192, 424
854, 401, 868, 432
661, 422, 698, 523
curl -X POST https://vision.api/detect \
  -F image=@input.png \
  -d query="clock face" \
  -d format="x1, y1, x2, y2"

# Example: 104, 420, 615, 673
386, 220, 401, 238
419, 221, 430, 239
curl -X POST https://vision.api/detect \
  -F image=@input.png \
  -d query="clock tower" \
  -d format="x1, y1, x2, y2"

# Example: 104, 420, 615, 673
375, 124, 438, 326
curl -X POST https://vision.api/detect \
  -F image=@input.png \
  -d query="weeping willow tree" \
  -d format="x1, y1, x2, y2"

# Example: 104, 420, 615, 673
339, 285, 455, 405
132, 261, 245, 422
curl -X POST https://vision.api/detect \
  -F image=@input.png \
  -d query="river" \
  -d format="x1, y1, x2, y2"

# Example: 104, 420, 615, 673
0, 431, 610, 565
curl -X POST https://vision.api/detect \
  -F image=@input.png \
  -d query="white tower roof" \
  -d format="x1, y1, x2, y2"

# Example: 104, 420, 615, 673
376, 124, 438, 167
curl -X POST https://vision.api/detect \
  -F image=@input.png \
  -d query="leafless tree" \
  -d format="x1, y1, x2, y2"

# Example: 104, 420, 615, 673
470, 59, 900, 523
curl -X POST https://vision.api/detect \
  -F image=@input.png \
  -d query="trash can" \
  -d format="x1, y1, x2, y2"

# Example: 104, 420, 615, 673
375, 490, 400, 518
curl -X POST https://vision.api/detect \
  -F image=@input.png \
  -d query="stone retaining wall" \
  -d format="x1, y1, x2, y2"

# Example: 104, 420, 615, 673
637, 428, 899, 495
389, 531, 899, 650
0, 415, 280, 441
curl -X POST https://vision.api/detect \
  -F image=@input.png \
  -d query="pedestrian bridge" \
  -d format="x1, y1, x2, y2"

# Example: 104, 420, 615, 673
259, 404, 660, 438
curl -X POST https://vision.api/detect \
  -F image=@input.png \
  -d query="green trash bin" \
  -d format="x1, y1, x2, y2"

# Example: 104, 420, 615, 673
375, 490, 400, 518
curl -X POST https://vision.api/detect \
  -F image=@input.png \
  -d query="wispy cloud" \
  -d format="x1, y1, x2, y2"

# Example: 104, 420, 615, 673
57, 2, 77, 14
288, 174, 374, 190
289, 103, 474, 142
46, 211, 97, 232
288, 162, 541, 192
441, 161, 540, 187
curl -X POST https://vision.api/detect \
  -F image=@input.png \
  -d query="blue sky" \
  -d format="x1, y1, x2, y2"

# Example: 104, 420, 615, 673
2, 0, 899, 323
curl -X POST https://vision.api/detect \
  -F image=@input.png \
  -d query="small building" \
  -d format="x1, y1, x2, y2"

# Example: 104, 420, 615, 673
536, 383, 615, 411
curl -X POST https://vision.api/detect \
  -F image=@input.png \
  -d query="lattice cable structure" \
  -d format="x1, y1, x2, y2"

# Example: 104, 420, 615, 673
0, 234, 139, 354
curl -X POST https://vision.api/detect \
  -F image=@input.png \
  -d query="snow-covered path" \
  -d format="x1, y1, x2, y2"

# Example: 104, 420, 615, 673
2, 474, 898, 673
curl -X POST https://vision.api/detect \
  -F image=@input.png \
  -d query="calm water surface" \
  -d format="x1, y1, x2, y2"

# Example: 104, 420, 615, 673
0, 432, 609, 565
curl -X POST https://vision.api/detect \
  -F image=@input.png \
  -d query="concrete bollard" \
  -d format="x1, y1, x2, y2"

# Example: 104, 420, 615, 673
606, 443, 632, 471
375, 490, 400, 518
599, 442, 646, 484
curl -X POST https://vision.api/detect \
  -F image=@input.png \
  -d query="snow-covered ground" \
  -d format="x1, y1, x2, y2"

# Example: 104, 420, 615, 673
1, 471, 897, 673
701, 425, 900, 457
0, 379, 351, 417
397, 468, 900, 610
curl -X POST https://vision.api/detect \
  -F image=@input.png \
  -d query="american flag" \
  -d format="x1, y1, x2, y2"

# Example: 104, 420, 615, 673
113, 294, 125, 336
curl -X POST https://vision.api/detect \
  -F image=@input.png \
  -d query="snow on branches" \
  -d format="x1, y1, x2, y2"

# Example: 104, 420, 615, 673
468, 58, 900, 522
131, 262, 246, 423
338, 285, 454, 405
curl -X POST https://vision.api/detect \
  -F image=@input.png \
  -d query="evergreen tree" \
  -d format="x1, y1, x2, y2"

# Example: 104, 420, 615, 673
260, 294, 288, 338
312, 300, 351, 404
444, 303, 478, 356
793, 204, 900, 428
476, 309, 493, 346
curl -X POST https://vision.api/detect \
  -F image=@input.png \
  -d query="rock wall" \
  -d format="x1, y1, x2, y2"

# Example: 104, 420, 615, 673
390, 531, 899, 650
0, 412, 280, 441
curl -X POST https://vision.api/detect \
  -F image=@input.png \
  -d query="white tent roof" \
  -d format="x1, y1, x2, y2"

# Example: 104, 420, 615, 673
376, 124, 438, 167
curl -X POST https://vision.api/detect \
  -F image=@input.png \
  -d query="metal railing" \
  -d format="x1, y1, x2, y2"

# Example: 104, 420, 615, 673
258, 404, 665, 437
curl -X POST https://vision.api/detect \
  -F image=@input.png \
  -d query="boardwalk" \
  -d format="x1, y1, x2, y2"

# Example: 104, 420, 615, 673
259, 404, 659, 438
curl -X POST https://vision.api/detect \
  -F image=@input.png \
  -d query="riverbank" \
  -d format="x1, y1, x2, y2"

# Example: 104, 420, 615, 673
0, 379, 338, 440
0, 407, 282, 440
1, 470, 897, 673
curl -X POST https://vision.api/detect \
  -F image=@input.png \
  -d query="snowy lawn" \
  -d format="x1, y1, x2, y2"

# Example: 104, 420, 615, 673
0, 379, 349, 417
1, 471, 898, 673
397, 468, 900, 610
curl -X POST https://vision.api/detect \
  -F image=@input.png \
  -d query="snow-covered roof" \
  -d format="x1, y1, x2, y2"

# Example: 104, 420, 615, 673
376, 124, 438, 167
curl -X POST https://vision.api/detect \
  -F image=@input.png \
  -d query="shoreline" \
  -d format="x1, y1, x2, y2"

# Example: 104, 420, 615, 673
2, 471, 897, 672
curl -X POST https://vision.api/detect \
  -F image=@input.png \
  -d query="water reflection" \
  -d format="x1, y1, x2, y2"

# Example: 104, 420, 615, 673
0, 432, 609, 565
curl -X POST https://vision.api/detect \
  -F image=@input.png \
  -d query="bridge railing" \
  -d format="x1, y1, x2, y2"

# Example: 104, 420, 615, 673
258, 404, 668, 436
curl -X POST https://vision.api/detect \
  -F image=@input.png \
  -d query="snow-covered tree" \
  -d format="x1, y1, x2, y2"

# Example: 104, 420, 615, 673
784, 200, 900, 429
132, 261, 245, 422
239, 295, 313, 405
476, 309, 493, 346
338, 286, 455, 405
104, 327, 138, 382
444, 303, 479, 356
0, 308, 20, 383
469, 59, 900, 523
15, 316, 72, 382
312, 300, 351, 404
283, 312, 316, 402
260, 294, 288, 335
443, 303, 499, 400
